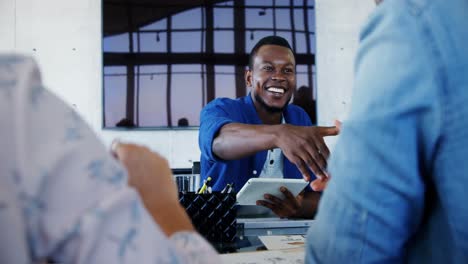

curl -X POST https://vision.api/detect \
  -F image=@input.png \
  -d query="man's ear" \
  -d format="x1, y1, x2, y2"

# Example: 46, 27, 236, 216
245, 69, 253, 87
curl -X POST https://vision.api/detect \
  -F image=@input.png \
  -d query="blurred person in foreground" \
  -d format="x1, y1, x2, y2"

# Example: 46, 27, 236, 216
307, 0, 468, 262
0, 55, 219, 263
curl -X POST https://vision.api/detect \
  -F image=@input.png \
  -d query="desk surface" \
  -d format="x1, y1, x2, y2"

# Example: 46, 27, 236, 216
237, 217, 314, 237
218, 217, 311, 263
221, 247, 305, 264
209, 216, 312, 254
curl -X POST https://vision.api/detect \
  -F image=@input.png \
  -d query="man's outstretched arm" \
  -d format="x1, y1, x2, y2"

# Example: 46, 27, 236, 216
213, 123, 339, 180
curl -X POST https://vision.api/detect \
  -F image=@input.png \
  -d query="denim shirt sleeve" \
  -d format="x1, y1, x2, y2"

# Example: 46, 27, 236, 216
306, 1, 442, 263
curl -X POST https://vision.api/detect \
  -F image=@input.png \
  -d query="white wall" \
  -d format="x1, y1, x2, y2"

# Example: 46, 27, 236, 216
0, 0, 375, 167
0, 0, 15, 50
316, 0, 375, 149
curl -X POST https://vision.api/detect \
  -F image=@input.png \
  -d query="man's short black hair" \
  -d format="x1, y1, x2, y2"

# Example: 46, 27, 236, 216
248, 35, 294, 69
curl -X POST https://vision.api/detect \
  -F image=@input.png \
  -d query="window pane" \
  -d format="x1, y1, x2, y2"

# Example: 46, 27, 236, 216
275, 8, 291, 29
138, 32, 167, 52
215, 66, 235, 99
172, 8, 201, 29
294, 0, 304, 7
140, 18, 167, 30
275, 0, 290, 6
308, 8, 315, 30
215, 30, 234, 53
103, 33, 129, 52
172, 32, 201, 52
214, 7, 233, 28
245, 7, 273, 29
246, 30, 274, 52
293, 8, 304, 31
138, 65, 167, 126
275, 31, 293, 47
171, 65, 203, 126
104, 66, 127, 127
104, 66, 126, 75
309, 34, 316, 54
214, 1, 234, 6
249, 0, 273, 7
295, 33, 307, 53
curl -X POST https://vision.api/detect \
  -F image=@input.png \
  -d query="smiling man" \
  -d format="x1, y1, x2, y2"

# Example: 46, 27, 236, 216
199, 36, 339, 218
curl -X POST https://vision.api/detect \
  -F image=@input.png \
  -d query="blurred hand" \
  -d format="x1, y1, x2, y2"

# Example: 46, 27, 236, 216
111, 141, 194, 235
112, 142, 178, 206
276, 125, 339, 181
334, 120, 342, 131
310, 176, 330, 192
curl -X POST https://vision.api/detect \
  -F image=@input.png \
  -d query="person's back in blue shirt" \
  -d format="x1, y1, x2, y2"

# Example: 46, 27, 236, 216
307, 0, 468, 262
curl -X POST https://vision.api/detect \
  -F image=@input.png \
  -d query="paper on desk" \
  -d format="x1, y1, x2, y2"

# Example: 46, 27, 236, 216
258, 235, 306, 250
220, 248, 305, 264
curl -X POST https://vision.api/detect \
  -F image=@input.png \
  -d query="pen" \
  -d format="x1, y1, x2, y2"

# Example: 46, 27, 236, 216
221, 183, 234, 194
198, 177, 212, 194
220, 183, 231, 193
226, 183, 234, 194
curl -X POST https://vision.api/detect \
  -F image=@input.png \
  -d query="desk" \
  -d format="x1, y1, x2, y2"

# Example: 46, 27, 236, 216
237, 217, 314, 237
219, 217, 312, 263
221, 247, 305, 264
235, 217, 312, 251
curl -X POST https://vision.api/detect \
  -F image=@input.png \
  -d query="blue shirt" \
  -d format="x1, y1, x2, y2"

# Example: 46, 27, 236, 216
306, 0, 468, 262
199, 94, 315, 191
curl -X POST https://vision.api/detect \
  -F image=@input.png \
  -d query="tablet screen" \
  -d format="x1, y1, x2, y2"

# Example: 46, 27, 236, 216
236, 178, 308, 205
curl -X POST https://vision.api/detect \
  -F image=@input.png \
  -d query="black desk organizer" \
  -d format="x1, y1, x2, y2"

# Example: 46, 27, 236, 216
179, 192, 237, 252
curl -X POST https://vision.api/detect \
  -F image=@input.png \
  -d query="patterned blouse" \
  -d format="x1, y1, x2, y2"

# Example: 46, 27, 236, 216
0, 55, 220, 263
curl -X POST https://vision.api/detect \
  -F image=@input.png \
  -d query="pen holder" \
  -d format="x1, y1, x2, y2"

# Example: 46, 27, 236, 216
178, 192, 237, 244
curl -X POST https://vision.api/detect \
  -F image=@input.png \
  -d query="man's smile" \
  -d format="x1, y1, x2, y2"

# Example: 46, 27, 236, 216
266, 87, 286, 94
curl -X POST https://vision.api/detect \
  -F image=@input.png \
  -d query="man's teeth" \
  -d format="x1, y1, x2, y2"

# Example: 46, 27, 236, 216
267, 87, 285, 94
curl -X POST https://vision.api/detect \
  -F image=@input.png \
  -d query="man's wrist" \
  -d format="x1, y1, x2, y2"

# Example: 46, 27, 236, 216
301, 191, 320, 219
268, 124, 283, 149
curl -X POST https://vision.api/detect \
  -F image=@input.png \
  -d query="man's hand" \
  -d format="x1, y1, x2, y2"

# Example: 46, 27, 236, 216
256, 187, 321, 218
276, 125, 339, 181
256, 186, 302, 218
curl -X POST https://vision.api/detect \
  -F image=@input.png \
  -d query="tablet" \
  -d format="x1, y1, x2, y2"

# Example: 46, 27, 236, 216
236, 178, 309, 205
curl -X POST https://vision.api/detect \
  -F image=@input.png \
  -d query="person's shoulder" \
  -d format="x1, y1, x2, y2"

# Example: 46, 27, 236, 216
285, 104, 311, 125
204, 96, 247, 110
0, 55, 44, 102
0, 55, 41, 83
287, 103, 307, 115
0, 54, 34, 66
209, 97, 239, 105
360, 0, 433, 40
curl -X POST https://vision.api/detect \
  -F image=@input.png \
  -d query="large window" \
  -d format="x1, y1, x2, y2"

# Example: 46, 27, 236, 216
103, 0, 316, 128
